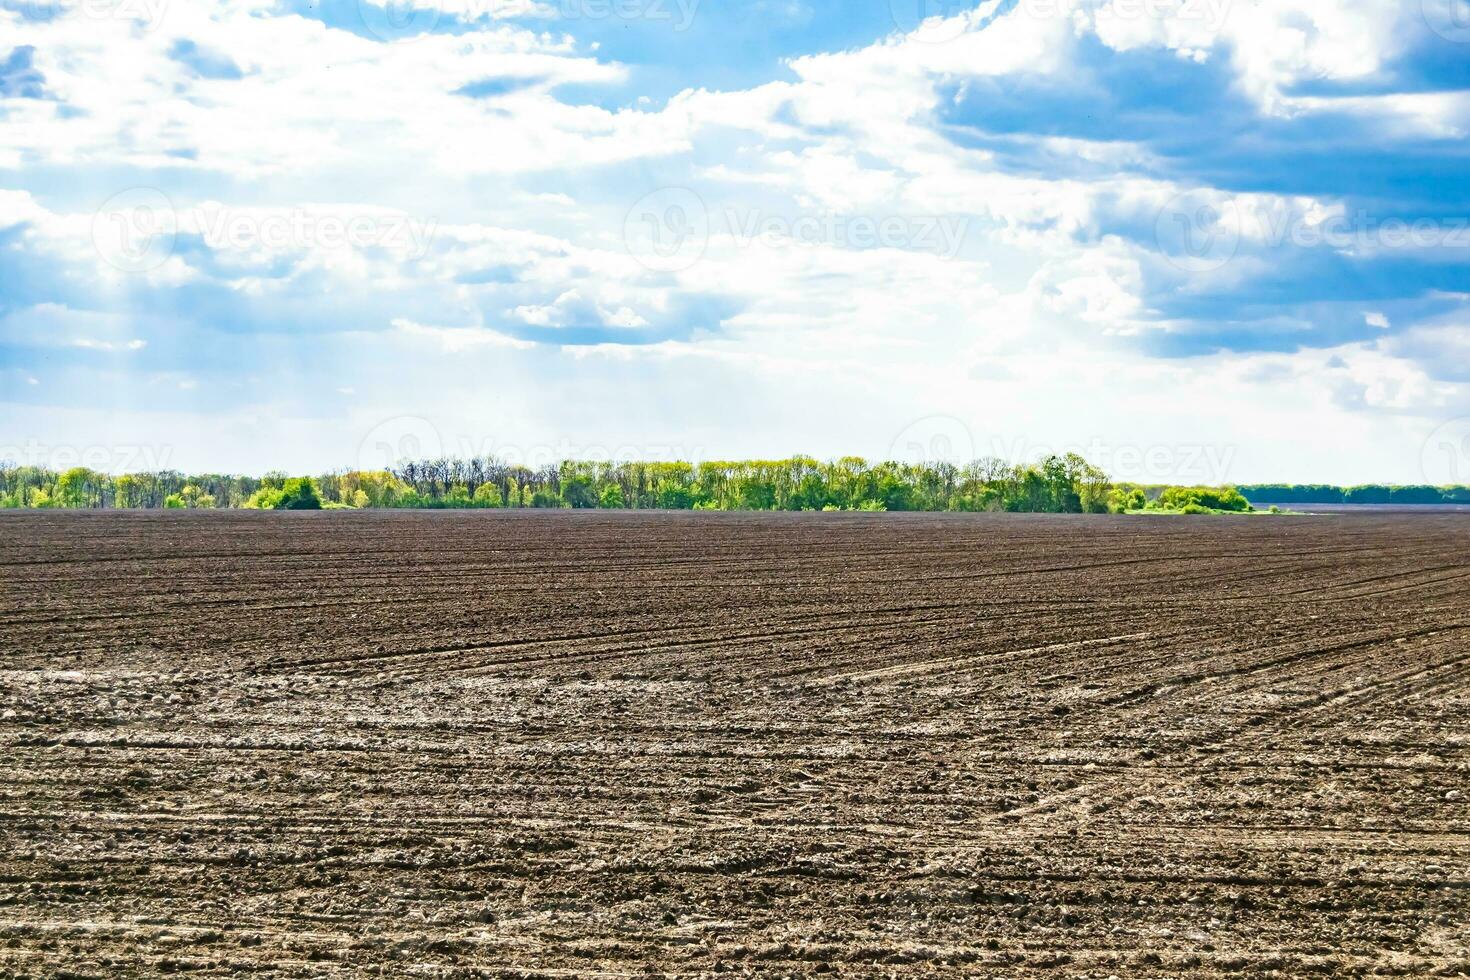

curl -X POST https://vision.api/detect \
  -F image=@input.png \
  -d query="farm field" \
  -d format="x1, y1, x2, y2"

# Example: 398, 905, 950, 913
0, 510, 1467, 978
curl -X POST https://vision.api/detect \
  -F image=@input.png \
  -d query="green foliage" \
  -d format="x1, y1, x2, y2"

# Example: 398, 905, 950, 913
1238, 483, 1470, 506
599, 483, 626, 509
244, 487, 285, 509
563, 475, 597, 509
530, 489, 566, 509
656, 479, 695, 510
54, 467, 108, 508
1108, 486, 1147, 513
280, 478, 322, 510
16, 453, 1466, 517
172, 484, 216, 509
1158, 486, 1253, 513
245, 477, 321, 510
1389, 485, 1444, 505
473, 483, 503, 508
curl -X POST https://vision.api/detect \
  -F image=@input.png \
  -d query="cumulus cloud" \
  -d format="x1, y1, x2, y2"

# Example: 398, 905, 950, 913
1, 0, 1467, 481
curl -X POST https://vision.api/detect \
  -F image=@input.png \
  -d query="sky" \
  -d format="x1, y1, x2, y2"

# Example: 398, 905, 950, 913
2, 0, 1470, 485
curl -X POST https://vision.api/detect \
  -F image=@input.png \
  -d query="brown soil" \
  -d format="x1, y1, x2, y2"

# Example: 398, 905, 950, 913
1, 510, 1467, 977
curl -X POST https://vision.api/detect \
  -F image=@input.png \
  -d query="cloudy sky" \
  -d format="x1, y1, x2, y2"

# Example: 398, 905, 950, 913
2, 0, 1469, 484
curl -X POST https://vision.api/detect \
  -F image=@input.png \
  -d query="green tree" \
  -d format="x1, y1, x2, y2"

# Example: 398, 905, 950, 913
1158, 486, 1251, 513
563, 475, 597, 509
599, 483, 626, 509
246, 478, 322, 510
531, 489, 565, 508
277, 478, 322, 510
473, 483, 503, 508
55, 467, 108, 509
656, 480, 694, 510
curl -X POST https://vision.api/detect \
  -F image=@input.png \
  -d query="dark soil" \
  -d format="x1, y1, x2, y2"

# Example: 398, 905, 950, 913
1, 510, 1467, 977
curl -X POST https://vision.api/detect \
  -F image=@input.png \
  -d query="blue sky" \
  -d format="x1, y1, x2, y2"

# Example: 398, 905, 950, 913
2, 0, 1470, 484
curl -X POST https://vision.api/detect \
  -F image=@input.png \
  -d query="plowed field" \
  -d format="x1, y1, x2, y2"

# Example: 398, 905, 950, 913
1, 511, 1467, 977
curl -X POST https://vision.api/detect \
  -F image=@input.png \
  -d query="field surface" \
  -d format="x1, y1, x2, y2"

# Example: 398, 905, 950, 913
1, 510, 1467, 978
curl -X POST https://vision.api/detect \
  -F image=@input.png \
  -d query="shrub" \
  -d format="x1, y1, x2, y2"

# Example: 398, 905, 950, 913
563, 476, 597, 509
530, 489, 565, 509
244, 487, 285, 509
276, 478, 322, 510
1108, 487, 1147, 513
1158, 486, 1252, 513
473, 483, 504, 508
655, 480, 694, 510
245, 477, 322, 510
598, 484, 626, 509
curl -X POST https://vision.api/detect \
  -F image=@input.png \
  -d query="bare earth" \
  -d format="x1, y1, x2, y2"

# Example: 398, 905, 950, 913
1, 510, 1467, 978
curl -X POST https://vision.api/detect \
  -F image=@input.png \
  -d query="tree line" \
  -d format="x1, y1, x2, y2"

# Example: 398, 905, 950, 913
1237, 484, 1470, 506
3, 454, 1122, 513
8, 458, 1463, 514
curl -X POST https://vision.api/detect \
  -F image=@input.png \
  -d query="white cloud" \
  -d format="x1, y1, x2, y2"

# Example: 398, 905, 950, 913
3, 0, 1466, 485
393, 318, 536, 351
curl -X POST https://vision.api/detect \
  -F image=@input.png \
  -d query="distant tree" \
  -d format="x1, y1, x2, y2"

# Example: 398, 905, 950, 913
54, 467, 109, 509
246, 477, 321, 510
1158, 486, 1252, 513
599, 483, 626, 509
473, 483, 503, 508
563, 475, 597, 509
1390, 485, 1443, 505
530, 489, 565, 509
656, 480, 694, 510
